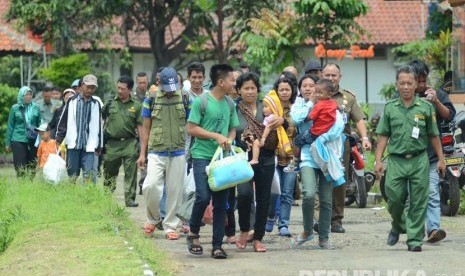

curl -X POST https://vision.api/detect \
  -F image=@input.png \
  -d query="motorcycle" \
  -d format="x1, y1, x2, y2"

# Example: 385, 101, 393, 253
345, 135, 376, 208
439, 111, 465, 216
380, 111, 465, 216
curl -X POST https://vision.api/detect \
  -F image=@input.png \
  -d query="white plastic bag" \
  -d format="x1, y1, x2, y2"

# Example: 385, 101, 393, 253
271, 169, 281, 195
184, 168, 196, 198
43, 154, 67, 184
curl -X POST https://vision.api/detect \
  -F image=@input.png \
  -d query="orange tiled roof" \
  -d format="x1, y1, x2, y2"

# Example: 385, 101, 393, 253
358, 0, 427, 45
0, 0, 42, 54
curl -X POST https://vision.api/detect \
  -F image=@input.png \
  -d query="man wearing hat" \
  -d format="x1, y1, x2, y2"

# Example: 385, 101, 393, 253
137, 67, 189, 240
304, 61, 322, 78
56, 74, 103, 184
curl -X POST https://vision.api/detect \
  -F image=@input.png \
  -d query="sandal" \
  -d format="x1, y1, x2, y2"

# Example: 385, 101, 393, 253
290, 233, 314, 246
186, 234, 203, 255
252, 240, 266, 252
143, 223, 156, 236
166, 232, 179, 240
211, 247, 228, 259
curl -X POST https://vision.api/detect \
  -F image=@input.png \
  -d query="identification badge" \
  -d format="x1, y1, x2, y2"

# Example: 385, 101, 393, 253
411, 127, 419, 139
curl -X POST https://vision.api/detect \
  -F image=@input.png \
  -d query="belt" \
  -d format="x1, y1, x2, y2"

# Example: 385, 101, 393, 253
150, 150, 185, 157
107, 137, 134, 141
389, 150, 425, 159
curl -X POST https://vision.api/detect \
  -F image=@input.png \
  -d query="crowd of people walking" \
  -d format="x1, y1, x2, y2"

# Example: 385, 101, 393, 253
4, 58, 452, 258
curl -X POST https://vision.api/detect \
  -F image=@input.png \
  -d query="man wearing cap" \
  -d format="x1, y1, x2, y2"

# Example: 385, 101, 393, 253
304, 61, 322, 78
37, 86, 62, 124
103, 75, 142, 207
56, 74, 103, 184
320, 63, 371, 234
137, 67, 188, 240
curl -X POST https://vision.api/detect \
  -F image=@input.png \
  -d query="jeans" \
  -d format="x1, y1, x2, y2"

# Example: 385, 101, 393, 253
67, 149, 97, 183
189, 159, 229, 248
426, 162, 440, 234
276, 165, 297, 229
237, 162, 275, 241
301, 167, 333, 241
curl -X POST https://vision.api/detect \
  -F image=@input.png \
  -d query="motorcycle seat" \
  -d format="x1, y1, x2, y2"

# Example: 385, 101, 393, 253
443, 146, 455, 155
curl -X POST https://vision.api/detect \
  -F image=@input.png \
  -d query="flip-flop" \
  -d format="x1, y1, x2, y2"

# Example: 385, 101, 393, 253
290, 233, 314, 246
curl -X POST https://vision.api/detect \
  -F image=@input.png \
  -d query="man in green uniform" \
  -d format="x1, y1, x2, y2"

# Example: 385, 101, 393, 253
375, 65, 445, 252
322, 63, 371, 233
103, 75, 143, 207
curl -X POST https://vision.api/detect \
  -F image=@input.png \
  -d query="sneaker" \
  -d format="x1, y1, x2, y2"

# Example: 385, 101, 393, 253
265, 219, 275, 233
318, 239, 330, 249
427, 229, 446, 243
278, 227, 292, 237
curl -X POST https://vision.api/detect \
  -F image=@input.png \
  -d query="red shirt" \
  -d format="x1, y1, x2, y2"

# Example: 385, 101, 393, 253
307, 99, 337, 136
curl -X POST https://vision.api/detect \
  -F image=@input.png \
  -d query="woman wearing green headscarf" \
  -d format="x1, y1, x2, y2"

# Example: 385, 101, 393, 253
5, 86, 41, 179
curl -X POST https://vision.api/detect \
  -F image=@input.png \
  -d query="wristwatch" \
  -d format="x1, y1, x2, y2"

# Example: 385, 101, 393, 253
362, 137, 369, 141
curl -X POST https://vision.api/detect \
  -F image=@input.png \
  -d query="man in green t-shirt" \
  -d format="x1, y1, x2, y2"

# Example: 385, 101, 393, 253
186, 64, 239, 259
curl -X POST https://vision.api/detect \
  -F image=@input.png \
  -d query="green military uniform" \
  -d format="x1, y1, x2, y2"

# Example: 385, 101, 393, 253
103, 97, 142, 205
330, 88, 365, 226
376, 97, 439, 247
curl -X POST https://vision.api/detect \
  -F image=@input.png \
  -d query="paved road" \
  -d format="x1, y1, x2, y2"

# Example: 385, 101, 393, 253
114, 176, 465, 276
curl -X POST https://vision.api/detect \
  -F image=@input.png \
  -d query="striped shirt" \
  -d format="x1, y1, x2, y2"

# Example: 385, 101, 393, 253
75, 94, 93, 150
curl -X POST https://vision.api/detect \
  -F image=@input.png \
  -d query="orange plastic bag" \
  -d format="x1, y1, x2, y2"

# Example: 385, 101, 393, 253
202, 200, 213, 225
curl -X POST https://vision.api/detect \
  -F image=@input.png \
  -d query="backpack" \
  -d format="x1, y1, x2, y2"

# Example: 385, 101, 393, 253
199, 92, 235, 119
148, 91, 190, 119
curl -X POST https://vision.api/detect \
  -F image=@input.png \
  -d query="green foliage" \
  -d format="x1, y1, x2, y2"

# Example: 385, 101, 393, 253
295, 0, 368, 47
0, 177, 174, 274
426, 4, 452, 39
240, 0, 368, 75
393, 30, 452, 87
6, 0, 131, 55
0, 85, 19, 153
379, 83, 397, 100
0, 56, 21, 88
39, 54, 91, 89
241, 8, 306, 75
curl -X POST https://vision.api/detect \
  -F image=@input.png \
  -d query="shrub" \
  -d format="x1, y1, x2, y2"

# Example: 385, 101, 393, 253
39, 54, 91, 89
0, 85, 19, 153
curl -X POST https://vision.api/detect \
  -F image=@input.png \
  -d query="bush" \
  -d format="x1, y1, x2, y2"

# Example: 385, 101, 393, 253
39, 54, 91, 89
0, 85, 19, 153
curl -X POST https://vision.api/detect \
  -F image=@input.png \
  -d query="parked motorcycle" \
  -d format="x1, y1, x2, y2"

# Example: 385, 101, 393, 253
345, 135, 375, 208
380, 111, 465, 216
439, 111, 465, 216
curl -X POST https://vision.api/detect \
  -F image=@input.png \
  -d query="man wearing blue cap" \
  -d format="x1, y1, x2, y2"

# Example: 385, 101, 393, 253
137, 67, 189, 240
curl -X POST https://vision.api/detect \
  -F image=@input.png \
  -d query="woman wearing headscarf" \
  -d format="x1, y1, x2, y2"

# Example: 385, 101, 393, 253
5, 86, 41, 179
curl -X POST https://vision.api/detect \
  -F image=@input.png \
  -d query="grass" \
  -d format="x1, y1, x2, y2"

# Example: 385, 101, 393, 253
0, 166, 176, 275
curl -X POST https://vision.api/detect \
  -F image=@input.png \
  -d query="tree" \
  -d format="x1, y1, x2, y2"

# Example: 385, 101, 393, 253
295, 0, 368, 48
241, 7, 306, 75
240, 0, 368, 75
39, 54, 91, 89
392, 30, 451, 86
186, 0, 275, 64
6, 0, 131, 56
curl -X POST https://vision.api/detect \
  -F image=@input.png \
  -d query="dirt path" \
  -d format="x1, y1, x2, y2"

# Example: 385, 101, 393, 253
114, 179, 465, 276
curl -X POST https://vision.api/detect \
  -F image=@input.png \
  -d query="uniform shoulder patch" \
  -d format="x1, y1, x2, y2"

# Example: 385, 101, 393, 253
342, 89, 357, 98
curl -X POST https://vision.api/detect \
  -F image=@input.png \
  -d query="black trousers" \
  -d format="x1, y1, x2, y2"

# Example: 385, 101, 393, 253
225, 186, 236, 237
237, 162, 275, 241
11, 140, 37, 179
